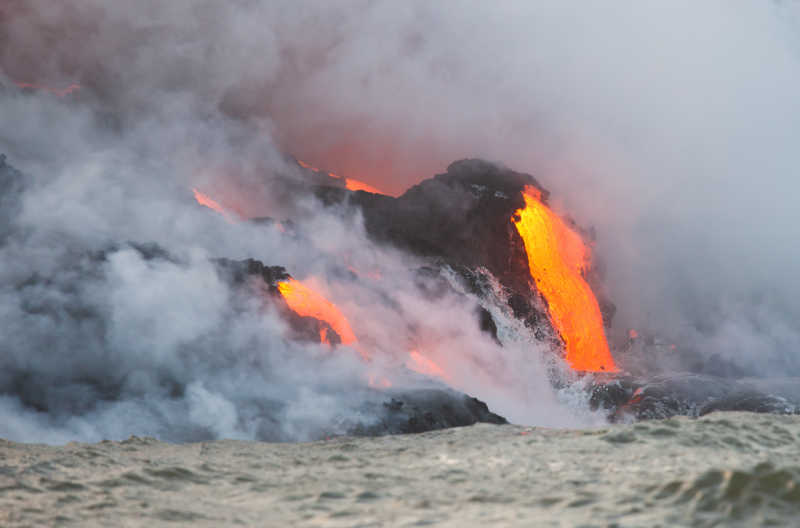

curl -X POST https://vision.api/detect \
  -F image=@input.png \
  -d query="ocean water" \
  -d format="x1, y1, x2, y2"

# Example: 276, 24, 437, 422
1, 411, 798, 527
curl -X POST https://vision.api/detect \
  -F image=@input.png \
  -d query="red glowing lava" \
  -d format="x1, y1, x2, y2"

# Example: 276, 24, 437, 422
193, 188, 227, 215
15, 81, 80, 97
297, 159, 387, 195
512, 185, 618, 373
342, 177, 384, 194
406, 350, 448, 381
277, 278, 362, 353
191, 188, 251, 222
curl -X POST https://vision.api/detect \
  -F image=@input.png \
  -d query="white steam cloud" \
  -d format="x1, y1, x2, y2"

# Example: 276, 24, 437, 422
1, 1, 799, 443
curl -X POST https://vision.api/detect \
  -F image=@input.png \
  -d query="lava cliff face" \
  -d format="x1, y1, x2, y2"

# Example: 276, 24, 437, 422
318, 159, 539, 295
312, 158, 615, 364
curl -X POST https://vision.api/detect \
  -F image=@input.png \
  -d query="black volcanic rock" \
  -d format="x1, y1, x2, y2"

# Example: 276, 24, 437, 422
352, 159, 544, 295
311, 159, 615, 341
311, 160, 563, 344
214, 257, 290, 295
353, 388, 507, 436
590, 374, 800, 421
212, 257, 345, 345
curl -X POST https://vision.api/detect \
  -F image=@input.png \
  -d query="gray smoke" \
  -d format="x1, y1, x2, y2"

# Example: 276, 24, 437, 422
1, 1, 799, 442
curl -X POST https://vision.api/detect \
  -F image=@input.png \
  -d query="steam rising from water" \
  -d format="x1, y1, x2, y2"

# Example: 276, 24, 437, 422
1, 2, 799, 442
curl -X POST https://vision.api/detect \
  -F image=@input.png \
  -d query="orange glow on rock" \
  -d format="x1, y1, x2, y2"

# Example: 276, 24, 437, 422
192, 187, 242, 223
368, 374, 392, 389
277, 278, 359, 350
15, 81, 81, 97
193, 188, 227, 215
512, 186, 618, 373
296, 159, 387, 195
296, 159, 319, 172
344, 177, 385, 195
406, 350, 448, 381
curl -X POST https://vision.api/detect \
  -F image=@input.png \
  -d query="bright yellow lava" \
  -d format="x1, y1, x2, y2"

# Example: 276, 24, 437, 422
277, 278, 359, 348
512, 186, 618, 373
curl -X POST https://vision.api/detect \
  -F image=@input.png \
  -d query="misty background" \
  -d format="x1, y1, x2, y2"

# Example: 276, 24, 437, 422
1, 1, 799, 442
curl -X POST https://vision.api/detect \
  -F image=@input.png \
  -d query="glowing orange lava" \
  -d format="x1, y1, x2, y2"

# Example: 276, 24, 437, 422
297, 159, 319, 172
512, 185, 618, 372
297, 159, 386, 195
406, 350, 448, 381
192, 188, 247, 223
343, 178, 384, 194
193, 188, 227, 215
277, 278, 360, 351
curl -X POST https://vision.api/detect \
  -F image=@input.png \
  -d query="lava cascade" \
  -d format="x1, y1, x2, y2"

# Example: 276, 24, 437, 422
277, 278, 359, 349
512, 185, 617, 372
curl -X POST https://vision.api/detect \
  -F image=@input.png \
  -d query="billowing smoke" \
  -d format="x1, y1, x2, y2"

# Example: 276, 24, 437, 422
2, 2, 799, 442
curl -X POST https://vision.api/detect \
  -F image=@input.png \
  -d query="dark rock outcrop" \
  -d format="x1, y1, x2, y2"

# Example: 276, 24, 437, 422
590, 374, 800, 421
354, 388, 507, 436
319, 159, 543, 296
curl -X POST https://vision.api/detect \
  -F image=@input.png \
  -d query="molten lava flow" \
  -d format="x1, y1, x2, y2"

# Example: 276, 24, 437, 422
192, 188, 246, 222
193, 188, 227, 215
343, 178, 384, 195
277, 278, 360, 351
406, 350, 448, 381
512, 185, 618, 372
296, 159, 387, 195
15, 81, 81, 97
297, 159, 319, 172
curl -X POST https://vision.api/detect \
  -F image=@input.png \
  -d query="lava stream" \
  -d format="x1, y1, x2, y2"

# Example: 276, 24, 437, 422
341, 177, 384, 195
277, 278, 362, 353
192, 188, 245, 222
512, 185, 618, 372
296, 159, 387, 195
193, 188, 227, 214
406, 350, 449, 381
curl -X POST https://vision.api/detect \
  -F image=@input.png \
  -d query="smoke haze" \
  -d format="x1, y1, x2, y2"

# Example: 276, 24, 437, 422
2, 1, 800, 442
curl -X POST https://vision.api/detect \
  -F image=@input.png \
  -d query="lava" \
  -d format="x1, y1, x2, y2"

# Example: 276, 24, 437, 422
297, 159, 318, 171
406, 350, 448, 381
342, 177, 385, 195
297, 159, 386, 195
512, 185, 618, 373
193, 188, 227, 215
15, 81, 81, 97
192, 188, 246, 222
277, 278, 361, 353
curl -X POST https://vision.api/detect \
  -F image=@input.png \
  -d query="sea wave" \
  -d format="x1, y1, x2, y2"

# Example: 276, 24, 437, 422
2, 411, 799, 527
